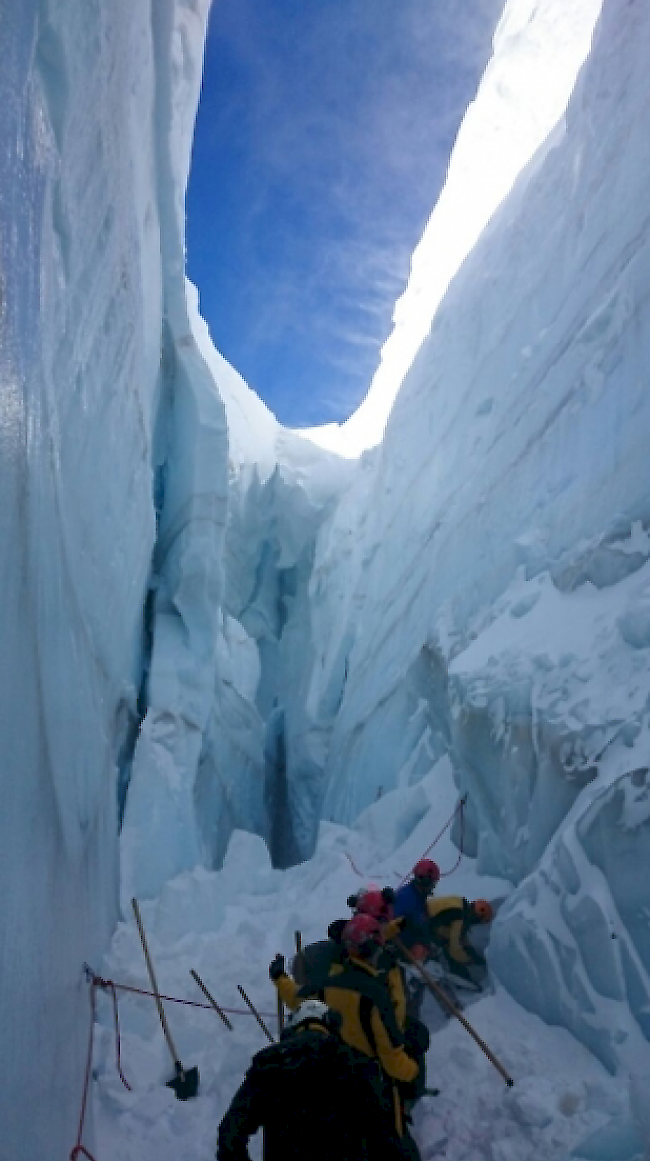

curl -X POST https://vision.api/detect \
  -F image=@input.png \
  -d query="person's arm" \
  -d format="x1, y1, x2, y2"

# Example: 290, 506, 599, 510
370, 1007, 419, 1083
269, 954, 301, 1010
386, 965, 407, 1029
216, 1070, 261, 1161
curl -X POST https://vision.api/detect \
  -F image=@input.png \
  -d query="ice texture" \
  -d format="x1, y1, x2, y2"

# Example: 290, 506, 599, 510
288, 0, 650, 1086
4, 0, 650, 1155
0, 1, 216, 1156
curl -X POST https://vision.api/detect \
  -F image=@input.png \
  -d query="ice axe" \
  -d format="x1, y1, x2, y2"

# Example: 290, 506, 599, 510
131, 898, 199, 1100
394, 937, 514, 1087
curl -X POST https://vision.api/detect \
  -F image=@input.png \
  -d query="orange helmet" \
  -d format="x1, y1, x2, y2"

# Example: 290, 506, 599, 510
472, 899, 494, 923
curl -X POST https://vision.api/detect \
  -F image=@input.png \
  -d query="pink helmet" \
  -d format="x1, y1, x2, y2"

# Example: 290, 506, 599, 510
356, 887, 394, 922
341, 914, 384, 957
413, 858, 440, 884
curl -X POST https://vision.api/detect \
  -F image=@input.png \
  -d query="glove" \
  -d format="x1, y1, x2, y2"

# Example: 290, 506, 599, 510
410, 943, 430, 963
269, 953, 285, 981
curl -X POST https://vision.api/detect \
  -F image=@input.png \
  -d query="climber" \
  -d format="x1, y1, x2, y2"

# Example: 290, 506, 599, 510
216, 998, 402, 1161
347, 884, 396, 922
427, 896, 494, 984
270, 915, 423, 1157
391, 859, 441, 962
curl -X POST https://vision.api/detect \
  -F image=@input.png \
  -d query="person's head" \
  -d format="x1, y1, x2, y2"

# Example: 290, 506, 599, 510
470, 898, 494, 924
349, 885, 395, 922
284, 999, 342, 1037
341, 913, 385, 966
412, 859, 440, 894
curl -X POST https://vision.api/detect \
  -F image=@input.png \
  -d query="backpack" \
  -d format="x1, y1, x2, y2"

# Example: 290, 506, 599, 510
291, 939, 341, 989
251, 1031, 400, 1161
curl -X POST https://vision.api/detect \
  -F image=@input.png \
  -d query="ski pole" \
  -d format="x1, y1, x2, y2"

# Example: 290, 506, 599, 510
190, 970, 233, 1031
237, 985, 274, 1043
394, 938, 514, 1087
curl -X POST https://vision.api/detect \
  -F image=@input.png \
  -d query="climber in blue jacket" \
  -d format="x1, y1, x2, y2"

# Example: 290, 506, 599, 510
391, 860, 440, 962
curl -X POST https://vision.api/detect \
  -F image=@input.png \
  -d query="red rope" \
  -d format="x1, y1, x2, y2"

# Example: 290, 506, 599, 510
107, 981, 132, 1091
70, 980, 100, 1161
91, 972, 277, 1018
344, 851, 366, 877
345, 795, 468, 885
396, 795, 467, 885
70, 970, 278, 1160
439, 795, 465, 877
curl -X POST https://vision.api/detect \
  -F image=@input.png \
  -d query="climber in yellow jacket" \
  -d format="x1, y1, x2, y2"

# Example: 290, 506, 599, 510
270, 913, 422, 1152
271, 914, 418, 1085
426, 895, 493, 981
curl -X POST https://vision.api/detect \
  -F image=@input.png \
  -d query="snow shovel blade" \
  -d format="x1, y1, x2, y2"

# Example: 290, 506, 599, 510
167, 1061, 199, 1100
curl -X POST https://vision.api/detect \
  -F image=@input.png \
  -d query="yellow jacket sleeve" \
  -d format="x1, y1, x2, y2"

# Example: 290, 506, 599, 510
384, 916, 406, 941
273, 973, 301, 1011
370, 1007, 419, 1083
448, 919, 471, 964
387, 966, 407, 1031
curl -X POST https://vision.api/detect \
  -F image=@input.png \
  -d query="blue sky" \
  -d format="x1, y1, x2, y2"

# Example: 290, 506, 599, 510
187, 0, 503, 429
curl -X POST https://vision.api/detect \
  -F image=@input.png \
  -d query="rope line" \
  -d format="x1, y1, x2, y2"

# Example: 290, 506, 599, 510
70, 978, 100, 1161
344, 796, 467, 885
438, 796, 466, 878
71, 969, 278, 1159
89, 972, 277, 1018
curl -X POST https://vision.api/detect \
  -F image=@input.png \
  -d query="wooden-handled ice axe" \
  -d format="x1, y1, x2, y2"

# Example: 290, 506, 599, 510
394, 937, 514, 1087
131, 898, 199, 1099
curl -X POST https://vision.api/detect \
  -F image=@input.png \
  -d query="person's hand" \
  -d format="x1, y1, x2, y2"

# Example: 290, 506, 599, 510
269, 953, 285, 981
410, 943, 430, 962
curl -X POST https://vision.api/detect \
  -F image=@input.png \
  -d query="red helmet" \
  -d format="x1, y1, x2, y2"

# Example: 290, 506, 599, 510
413, 859, 440, 884
355, 887, 394, 922
341, 914, 384, 957
472, 899, 494, 923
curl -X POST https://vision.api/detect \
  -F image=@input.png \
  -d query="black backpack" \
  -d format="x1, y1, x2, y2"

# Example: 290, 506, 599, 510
291, 938, 341, 989
251, 1031, 400, 1161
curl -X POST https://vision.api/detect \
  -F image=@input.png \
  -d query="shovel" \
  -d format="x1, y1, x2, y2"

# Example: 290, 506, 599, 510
131, 898, 199, 1100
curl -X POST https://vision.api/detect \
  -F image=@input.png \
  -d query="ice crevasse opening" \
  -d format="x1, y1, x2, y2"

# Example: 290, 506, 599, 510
3, 1, 650, 1160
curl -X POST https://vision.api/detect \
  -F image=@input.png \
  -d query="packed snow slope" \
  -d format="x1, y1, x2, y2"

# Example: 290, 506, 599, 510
93, 777, 639, 1161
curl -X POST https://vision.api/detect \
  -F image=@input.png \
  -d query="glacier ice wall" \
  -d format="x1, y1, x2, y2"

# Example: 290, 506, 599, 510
0, 0, 237, 1157
312, 0, 603, 456
306, 0, 650, 1075
3, 0, 650, 1154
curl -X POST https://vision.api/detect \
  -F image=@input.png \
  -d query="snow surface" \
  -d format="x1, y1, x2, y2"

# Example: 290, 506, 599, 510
93, 775, 637, 1161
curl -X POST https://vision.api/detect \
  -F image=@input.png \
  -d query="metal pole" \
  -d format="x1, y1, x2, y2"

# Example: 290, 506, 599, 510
237, 985, 275, 1043
190, 970, 233, 1031
394, 938, 514, 1087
